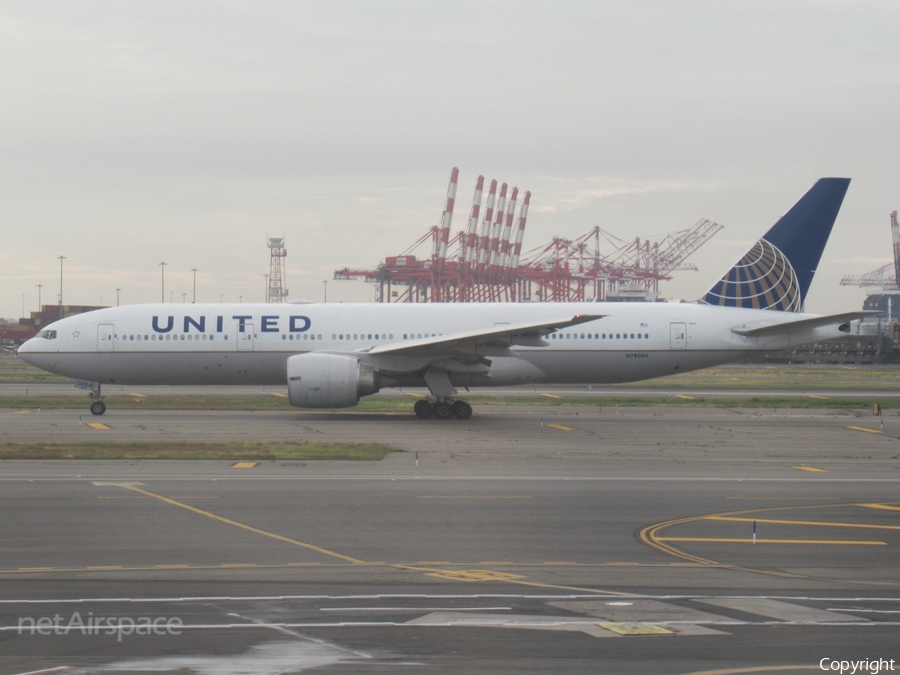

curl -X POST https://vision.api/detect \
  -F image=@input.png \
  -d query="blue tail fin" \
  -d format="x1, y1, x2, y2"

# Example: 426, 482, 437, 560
701, 177, 850, 311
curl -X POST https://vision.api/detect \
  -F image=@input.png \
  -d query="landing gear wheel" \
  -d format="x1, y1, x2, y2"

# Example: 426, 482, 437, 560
90, 401, 107, 416
414, 399, 433, 419
451, 400, 472, 420
433, 401, 453, 420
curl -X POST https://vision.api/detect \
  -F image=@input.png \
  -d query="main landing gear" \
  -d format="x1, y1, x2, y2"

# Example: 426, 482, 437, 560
88, 383, 106, 416
414, 398, 473, 420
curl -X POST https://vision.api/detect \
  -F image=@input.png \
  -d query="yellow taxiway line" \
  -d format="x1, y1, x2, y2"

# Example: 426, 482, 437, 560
416, 495, 532, 500
58, 484, 653, 599
858, 502, 900, 512
119, 484, 365, 563
706, 515, 900, 531
845, 426, 882, 434
683, 666, 819, 675
656, 537, 885, 546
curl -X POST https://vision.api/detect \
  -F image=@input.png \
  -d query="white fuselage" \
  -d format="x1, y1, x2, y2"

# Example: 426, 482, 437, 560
18, 302, 844, 390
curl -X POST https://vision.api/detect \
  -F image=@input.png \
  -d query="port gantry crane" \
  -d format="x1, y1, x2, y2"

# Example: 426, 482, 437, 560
334, 168, 722, 304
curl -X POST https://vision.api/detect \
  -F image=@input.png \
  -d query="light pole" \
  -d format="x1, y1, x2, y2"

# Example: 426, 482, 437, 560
191, 268, 198, 303
36, 284, 42, 312
159, 262, 167, 303
264, 274, 269, 303
57, 255, 66, 320
323, 280, 328, 303
239, 295, 242, 303
116, 288, 121, 306
182, 292, 186, 303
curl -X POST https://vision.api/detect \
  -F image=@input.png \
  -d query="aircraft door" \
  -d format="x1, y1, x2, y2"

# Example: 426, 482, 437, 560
237, 323, 255, 351
98, 324, 114, 351
669, 322, 687, 350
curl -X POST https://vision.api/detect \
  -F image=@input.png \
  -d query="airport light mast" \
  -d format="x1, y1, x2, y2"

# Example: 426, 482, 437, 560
267, 237, 288, 303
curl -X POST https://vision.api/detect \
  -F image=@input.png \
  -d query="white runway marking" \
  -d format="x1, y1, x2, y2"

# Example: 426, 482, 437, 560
698, 598, 868, 623
226, 611, 373, 660
319, 606, 513, 612
1, 593, 899, 605
4, 475, 900, 482
99, 640, 364, 675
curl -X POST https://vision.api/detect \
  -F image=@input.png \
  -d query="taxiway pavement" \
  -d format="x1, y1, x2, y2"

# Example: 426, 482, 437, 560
1, 406, 898, 674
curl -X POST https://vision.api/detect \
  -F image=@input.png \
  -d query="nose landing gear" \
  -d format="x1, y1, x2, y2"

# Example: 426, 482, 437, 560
413, 398, 472, 420
87, 382, 106, 416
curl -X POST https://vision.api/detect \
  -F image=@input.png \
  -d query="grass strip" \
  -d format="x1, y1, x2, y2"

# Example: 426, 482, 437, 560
4, 361, 900, 389
0, 361, 71, 383
621, 366, 900, 390
0, 396, 297, 411
1, 395, 898, 411
0, 441, 399, 461
448, 396, 900, 410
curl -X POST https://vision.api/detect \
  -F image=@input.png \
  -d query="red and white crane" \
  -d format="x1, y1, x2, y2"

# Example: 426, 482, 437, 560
334, 169, 720, 303
839, 211, 900, 289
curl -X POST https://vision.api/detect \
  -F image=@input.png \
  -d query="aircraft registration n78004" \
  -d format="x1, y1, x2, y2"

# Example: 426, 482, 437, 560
18, 178, 871, 420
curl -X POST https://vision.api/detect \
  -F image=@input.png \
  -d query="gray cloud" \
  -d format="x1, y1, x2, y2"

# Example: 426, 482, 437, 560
2, 1, 898, 315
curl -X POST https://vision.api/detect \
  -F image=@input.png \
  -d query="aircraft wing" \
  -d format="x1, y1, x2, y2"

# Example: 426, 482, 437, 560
731, 311, 877, 338
366, 314, 604, 358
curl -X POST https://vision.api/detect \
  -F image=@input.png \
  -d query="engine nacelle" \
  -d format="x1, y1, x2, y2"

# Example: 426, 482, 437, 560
286, 353, 379, 408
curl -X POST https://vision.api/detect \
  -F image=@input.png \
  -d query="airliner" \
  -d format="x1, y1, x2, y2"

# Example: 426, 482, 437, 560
18, 178, 868, 420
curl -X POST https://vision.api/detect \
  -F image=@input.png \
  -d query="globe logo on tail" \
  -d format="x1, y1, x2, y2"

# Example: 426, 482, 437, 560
701, 239, 801, 312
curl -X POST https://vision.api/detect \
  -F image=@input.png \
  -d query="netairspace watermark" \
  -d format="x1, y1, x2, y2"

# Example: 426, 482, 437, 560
18, 613, 182, 642
820, 659, 896, 675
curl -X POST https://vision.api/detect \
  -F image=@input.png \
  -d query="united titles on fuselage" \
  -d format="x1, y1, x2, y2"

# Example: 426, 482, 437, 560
151, 315, 312, 334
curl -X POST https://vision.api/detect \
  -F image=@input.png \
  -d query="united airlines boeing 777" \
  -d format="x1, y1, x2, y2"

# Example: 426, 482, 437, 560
19, 178, 868, 419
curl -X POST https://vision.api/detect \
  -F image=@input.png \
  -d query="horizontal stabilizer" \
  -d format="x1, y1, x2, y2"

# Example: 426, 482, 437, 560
731, 311, 877, 338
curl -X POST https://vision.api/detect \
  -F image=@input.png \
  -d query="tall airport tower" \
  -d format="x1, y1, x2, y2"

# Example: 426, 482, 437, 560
267, 237, 289, 303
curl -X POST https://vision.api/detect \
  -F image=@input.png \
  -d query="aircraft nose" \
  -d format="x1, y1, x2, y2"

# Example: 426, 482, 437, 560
17, 338, 35, 363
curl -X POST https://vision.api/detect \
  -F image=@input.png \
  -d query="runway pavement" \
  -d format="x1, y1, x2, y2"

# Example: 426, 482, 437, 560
1, 406, 898, 673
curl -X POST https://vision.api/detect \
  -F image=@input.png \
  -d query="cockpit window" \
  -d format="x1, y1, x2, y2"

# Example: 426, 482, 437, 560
38, 330, 57, 340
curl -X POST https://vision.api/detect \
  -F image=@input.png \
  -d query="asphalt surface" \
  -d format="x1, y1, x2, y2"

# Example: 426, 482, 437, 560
1, 405, 898, 674
4, 380, 900, 399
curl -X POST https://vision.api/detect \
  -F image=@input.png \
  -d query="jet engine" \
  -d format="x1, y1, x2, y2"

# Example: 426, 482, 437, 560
286, 353, 379, 408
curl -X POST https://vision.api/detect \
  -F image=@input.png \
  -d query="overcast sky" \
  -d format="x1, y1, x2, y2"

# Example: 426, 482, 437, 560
1, 1, 898, 318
